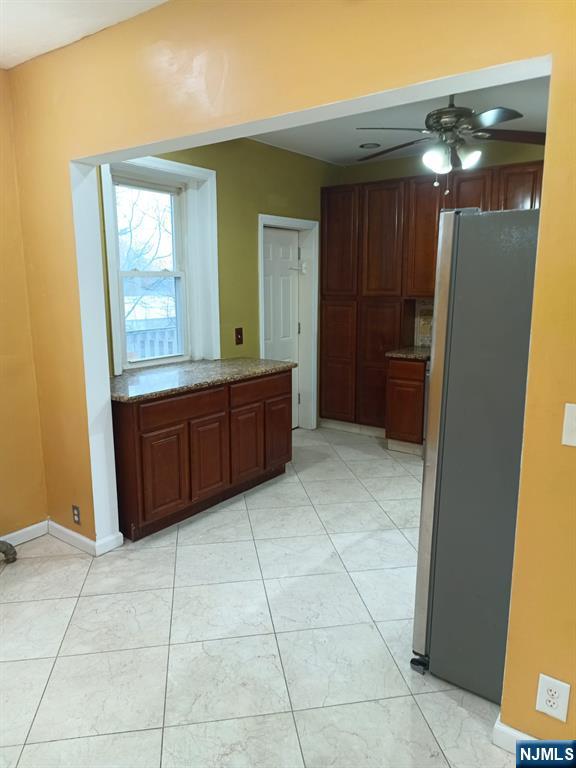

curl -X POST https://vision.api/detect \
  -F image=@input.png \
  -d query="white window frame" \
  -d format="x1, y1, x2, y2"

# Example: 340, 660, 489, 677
101, 157, 220, 375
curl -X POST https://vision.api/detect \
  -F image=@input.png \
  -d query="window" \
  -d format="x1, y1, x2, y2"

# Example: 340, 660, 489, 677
115, 182, 185, 363
102, 158, 220, 374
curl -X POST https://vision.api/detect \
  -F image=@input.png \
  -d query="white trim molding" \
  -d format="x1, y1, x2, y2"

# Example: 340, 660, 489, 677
492, 714, 536, 754
2, 521, 48, 546
101, 156, 220, 375
48, 521, 123, 557
258, 214, 319, 430
1, 519, 123, 557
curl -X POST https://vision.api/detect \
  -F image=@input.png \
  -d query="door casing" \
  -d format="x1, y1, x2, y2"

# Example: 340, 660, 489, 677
258, 214, 319, 430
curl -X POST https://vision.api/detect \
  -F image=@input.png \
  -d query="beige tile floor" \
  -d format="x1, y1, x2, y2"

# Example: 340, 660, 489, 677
0, 427, 514, 768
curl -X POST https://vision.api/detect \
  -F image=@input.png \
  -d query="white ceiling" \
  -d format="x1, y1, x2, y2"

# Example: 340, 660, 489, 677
0, 0, 169, 69
254, 78, 549, 165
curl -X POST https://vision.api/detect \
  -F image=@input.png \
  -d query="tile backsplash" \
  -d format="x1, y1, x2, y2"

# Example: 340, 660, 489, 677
415, 300, 434, 347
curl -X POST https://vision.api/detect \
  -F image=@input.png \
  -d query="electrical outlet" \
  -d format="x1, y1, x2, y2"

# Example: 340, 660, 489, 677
234, 327, 243, 345
536, 673, 570, 722
72, 505, 81, 525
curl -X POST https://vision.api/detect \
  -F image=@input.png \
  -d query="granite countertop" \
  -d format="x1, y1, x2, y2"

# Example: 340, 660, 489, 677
385, 346, 431, 361
110, 358, 297, 403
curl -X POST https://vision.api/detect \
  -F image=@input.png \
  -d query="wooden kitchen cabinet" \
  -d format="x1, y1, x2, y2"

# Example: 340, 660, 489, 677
492, 162, 542, 210
190, 412, 230, 502
319, 160, 543, 430
266, 396, 292, 467
321, 185, 359, 297
450, 169, 493, 211
230, 403, 264, 484
141, 423, 190, 522
320, 300, 357, 422
112, 370, 292, 540
403, 176, 445, 298
385, 359, 427, 443
360, 180, 404, 297
356, 300, 402, 427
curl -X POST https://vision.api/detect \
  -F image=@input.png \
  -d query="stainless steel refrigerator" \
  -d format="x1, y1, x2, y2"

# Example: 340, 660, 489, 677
412, 207, 539, 703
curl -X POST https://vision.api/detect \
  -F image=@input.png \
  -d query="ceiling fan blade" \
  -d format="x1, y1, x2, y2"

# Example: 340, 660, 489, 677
465, 107, 523, 130
358, 137, 432, 162
450, 146, 462, 170
357, 127, 428, 133
479, 129, 546, 145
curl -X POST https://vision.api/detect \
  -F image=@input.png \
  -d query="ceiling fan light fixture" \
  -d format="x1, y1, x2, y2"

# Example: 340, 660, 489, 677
422, 143, 452, 174
457, 144, 482, 169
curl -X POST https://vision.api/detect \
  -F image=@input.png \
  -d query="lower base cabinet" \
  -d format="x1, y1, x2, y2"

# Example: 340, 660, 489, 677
190, 412, 230, 502
230, 402, 265, 484
113, 371, 292, 540
385, 359, 426, 444
141, 423, 190, 523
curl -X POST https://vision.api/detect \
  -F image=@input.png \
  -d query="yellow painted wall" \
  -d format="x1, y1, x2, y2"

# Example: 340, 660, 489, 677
162, 140, 336, 357
6, 0, 575, 737
0, 71, 47, 535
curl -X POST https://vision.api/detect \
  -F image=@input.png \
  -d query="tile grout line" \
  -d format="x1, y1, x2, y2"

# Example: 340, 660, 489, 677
410, 689, 453, 767
16, 551, 96, 766
245, 503, 309, 768
158, 521, 179, 768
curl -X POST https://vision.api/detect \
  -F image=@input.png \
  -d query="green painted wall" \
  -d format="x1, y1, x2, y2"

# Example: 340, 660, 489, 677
161, 140, 337, 357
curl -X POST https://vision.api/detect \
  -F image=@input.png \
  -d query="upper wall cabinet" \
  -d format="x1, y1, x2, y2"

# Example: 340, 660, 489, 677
404, 176, 445, 298
321, 186, 359, 296
450, 169, 493, 211
493, 163, 543, 210
360, 181, 404, 297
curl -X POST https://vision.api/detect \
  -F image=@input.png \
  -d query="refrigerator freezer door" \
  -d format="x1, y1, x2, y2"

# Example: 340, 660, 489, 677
427, 209, 538, 702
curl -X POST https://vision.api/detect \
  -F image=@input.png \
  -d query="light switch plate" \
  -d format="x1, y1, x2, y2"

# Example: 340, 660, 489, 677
561, 403, 576, 446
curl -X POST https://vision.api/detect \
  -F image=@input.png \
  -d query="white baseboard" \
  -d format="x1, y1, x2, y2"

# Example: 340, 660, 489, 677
492, 714, 536, 754
48, 521, 123, 557
1, 519, 123, 557
2, 520, 48, 546
319, 418, 387, 439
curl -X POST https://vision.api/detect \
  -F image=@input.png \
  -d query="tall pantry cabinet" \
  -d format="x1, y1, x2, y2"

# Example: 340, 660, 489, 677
319, 160, 543, 429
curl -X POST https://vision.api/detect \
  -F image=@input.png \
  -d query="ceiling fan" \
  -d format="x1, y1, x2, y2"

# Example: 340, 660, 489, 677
356, 95, 545, 173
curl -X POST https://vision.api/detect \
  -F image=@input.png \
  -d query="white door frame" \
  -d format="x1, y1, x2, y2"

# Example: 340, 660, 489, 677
258, 214, 320, 430
68, 56, 550, 554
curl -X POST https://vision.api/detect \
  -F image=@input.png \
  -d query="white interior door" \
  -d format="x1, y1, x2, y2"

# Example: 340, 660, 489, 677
263, 226, 299, 428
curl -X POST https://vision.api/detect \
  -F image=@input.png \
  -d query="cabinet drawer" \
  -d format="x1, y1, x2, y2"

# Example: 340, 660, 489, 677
139, 387, 228, 432
387, 359, 426, 382
230, 372, 291, 407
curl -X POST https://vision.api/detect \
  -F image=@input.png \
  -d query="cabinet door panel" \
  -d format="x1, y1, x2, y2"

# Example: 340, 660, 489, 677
494, 163, 542, 210
320, 300, 357, 422
360, 181, 404, 296
356, 300, 402, 427
141, 423, 190, 522
190, 413, 230, 502
230, 403, 265, 484
321, 186, 359, 296
385, 378, 425, 443
266, 396, 292, 468
404, 177, 444, 297
451, 169, 492, 211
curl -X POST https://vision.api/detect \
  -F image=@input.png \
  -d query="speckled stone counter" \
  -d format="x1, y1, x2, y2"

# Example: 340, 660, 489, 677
385, 346, 431, 361
110, 358, 297, 402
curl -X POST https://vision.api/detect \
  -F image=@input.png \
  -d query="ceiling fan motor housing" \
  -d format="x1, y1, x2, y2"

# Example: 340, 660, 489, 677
425, 106, 475, 135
